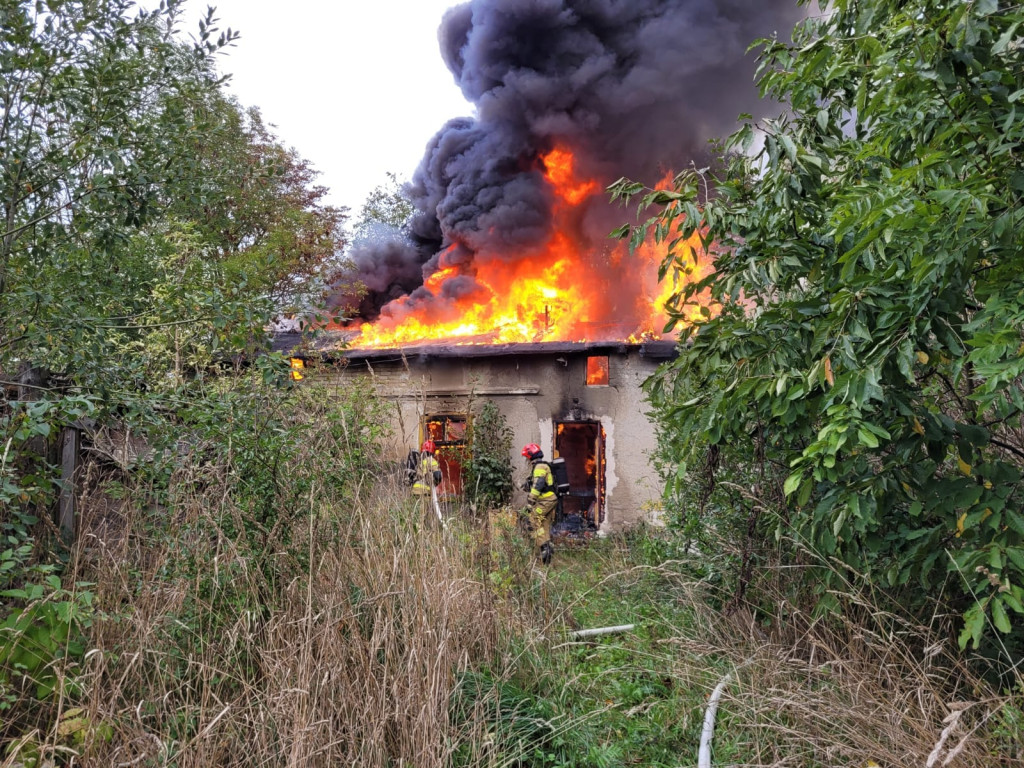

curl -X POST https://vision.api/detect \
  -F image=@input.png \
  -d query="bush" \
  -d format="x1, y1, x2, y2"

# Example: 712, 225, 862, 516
615, 0, 1024, 654
465, 400, 514, 510
0, 375, 525, 767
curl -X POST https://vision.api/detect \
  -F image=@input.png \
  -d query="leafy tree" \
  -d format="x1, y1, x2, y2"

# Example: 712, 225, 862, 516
614, 0, 1024, 651
169, 95, 349, 313
0, 0, 223, 693
0, 0, 345, 585
0, 0, 347, 391
0, 0, 354, 726
0, 0, 233, 384
350, 171, 413, 244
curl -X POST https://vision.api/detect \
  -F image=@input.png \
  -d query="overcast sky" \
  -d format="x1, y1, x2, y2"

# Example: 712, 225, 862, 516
183, 0, 472, 218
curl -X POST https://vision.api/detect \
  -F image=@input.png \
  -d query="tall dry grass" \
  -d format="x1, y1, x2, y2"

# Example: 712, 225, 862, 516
680, 571, 1023, 766
6, 378, 1021, 766
26, 382, 535, 768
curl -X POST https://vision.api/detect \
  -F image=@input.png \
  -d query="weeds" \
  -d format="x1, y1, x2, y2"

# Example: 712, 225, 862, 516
696, 567, 1024, 766
458, 529, 1023, 767
2, 376, 1021, 766
3, 377, 510, 767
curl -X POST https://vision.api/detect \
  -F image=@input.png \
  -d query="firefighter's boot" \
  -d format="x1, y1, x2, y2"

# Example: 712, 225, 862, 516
540, 542, 553, 565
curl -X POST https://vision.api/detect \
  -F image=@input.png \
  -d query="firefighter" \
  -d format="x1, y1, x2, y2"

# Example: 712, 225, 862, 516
521, 443, 556, 564
412, 440, 442, 498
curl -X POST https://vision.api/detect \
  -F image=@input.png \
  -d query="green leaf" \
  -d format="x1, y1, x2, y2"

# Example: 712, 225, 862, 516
650, 190, 688, 204
1002, 589, 1024, 613
991, 597, 1012, 634
955, 423, 990, 447
959, 603, 986, 650
857, 427, 880, 448
797, 477, 814, 507
993, 22, 1020, 53
990, 548, 1003, 571
1007, 547, 1024, 574
784, 471, 803, 497
779, 133, 798, 162
974, 0, 997, 16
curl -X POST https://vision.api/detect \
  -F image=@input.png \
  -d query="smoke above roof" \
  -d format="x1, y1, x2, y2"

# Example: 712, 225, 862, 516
343, 0, 803, 320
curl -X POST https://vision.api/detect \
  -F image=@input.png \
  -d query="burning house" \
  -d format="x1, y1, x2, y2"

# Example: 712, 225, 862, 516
285, 0, 803, 527
281, 309, 683, 534
296, 338, 678, 531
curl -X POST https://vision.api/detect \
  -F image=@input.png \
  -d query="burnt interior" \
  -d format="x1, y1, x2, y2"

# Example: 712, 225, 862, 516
555, 420, 605, 528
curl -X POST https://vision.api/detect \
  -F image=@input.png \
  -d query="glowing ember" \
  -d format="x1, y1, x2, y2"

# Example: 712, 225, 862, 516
350, 146, 716, 349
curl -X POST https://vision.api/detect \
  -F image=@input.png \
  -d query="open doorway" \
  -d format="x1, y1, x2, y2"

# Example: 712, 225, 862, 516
554, 420, 606, 528
422, 414, 468, 497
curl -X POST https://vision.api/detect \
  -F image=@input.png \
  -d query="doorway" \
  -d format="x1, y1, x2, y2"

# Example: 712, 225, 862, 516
422, 414, 468, 497
554, 420, 605, 528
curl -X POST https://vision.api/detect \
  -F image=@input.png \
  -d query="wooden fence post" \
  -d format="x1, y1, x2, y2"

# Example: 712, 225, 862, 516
59, 426, 80, 545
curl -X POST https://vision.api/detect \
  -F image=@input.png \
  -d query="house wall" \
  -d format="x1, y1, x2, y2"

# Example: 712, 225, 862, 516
321, 349, 665, 529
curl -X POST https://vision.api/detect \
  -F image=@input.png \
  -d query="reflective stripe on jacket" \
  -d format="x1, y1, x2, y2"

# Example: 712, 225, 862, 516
413, 455, 440, 494
530, 461, 556, 500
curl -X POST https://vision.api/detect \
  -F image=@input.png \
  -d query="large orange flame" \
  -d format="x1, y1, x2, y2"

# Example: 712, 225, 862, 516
544, 146, 599, 205
351, 146, 715, 348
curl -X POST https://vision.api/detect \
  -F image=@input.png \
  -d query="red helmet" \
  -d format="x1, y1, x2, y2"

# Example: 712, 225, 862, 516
521, 443, 542, 459
421, 440, 436, 453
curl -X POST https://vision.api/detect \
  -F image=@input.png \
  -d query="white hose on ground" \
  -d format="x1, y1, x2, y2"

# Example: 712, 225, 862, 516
698, 671, 732, 768
568, 624, 635, 639
431, 486, 447, 530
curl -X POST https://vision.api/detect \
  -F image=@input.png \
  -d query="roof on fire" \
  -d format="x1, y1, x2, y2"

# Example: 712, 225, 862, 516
271, 330, 678, 362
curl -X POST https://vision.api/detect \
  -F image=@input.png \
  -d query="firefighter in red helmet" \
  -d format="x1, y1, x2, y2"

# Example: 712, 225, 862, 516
521, 443, 556, 564
413, 440, 442, 498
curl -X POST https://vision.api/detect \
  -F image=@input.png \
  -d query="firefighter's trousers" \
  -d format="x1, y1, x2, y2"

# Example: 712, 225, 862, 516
526, 495, 558, 551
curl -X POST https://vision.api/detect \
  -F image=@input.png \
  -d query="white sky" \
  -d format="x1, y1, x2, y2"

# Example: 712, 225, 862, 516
183, 0, 473, 218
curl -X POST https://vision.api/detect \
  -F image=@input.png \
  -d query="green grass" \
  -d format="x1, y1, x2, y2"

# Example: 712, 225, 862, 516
458, 528, 721, 768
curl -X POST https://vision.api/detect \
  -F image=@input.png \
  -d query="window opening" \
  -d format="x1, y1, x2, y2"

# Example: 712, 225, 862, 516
586, 356, 609, 386
421, 414, 469, 496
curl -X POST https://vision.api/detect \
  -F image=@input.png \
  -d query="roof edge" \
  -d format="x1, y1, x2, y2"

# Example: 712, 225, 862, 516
337, 339, 678, 361
271, 331, 679, 362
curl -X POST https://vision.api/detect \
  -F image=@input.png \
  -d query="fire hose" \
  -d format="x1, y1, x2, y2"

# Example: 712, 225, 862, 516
697, 656, 758, 768
698, 671, 731, 768
431, 485, 447, 530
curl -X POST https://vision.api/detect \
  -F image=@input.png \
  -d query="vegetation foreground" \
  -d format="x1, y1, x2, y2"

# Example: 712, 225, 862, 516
3, 0, 1024, 763
0, 379, 1020, 767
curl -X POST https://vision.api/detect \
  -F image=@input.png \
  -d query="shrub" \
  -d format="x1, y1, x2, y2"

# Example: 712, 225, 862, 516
615, 0, 1024, 653
465, 400, 514, 510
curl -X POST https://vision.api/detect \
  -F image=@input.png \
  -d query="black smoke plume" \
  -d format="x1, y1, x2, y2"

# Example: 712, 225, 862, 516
343, 0, 803, 321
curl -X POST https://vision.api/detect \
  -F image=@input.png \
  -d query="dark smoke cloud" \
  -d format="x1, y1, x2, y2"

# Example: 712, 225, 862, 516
341, 240, 426, 319
344, 0, 803, 320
